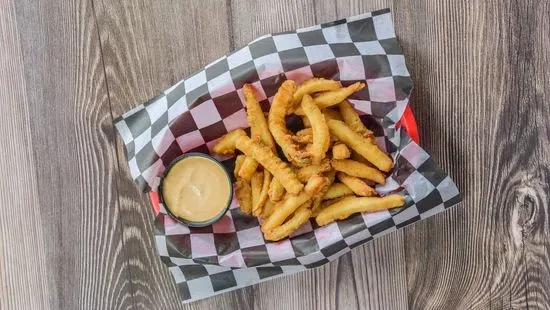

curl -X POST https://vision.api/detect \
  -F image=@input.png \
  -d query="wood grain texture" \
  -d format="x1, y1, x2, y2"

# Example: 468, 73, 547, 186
0, 0, 49, 308
1, 0, 133, 309
523, 1, 550, 306
93, 1, 245, 309
245, 236, 405, 310
231, 0, 316, 46
378, 0, 550, 309
1, 0, 549, 309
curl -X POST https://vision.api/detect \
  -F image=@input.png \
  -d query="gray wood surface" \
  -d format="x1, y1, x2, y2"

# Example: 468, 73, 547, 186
1, 0, 549, 309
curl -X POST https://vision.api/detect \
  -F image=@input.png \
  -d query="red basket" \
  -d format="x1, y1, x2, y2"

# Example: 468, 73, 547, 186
148, 106, 419, 215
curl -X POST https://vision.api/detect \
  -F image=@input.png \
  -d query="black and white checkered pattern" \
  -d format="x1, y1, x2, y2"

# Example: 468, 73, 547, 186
115, 8, 460, 303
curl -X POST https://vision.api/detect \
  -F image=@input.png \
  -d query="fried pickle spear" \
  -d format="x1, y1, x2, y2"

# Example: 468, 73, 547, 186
268, 80, 311, 165
212, 129, 247, 155
293, 106, 306, 116
234, 155, 246, 177
322, 182, 354, 200
268, 178, 285, 201
322, 108, 343, 122
262, 191, 310, 232
331, 159, 386, 184
292, 128, 313, 144
235, 136, 303, 194
337, 172, 377, 197
301, 95, 330, 165
243, 84, 276, 151
264, 202, 312, 241
327, 119, 393, 172
235, 179, 253, 214
314, 82, 366, 109
251, 171, 264, 215
296, 128, 312, 136
262, 175, 325, 232
289, 78, 341, 113
338, 100, 374, 137
332, 143, 350, 159
310, 170, 336, 216
302, 115, 311, 128
316, 195, 405, 226
294, 106, 343, 122
253, 171, 272, 216
261, 199, 277, 219
238, 156, 259, 181
304, 175, 330, 197
234, 154, 253, 214
296, 159, 331, 183
294, 128, 338, 146
312, 197, 345, 217
351, 150, 372, 165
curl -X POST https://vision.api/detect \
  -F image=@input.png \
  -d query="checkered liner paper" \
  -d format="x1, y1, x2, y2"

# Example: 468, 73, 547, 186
115, 9, 460, 303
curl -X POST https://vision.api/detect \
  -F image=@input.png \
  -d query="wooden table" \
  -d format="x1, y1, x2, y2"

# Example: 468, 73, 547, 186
1, 0, 549, 309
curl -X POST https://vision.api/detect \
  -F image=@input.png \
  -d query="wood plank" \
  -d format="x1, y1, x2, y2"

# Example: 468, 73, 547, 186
93, 1, 248, 308
94, 0, 234, 112
514, 1, 550, 309
331, 0, 550, 309
0, 0, 49, 309
230, 1, 409, 309
331, 2, 410, 309
349, 236, 408, 310
398, 0, 529, 307
6, 0, 133, 309
401, 1, 548, 308
341, 1, 547, 309
230, 0, 316, 47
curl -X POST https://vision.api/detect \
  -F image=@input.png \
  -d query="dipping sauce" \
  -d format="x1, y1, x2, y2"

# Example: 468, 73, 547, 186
161, 155, 231, 224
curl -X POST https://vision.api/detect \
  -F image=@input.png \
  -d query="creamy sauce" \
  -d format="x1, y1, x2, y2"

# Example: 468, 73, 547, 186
162, 156, 231, 222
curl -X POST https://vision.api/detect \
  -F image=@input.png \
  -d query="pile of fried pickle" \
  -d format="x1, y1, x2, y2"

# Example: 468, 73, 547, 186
213, 78, 405, 241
